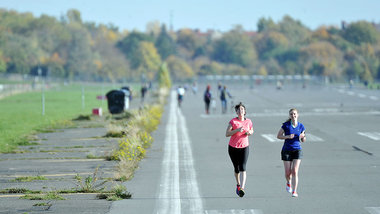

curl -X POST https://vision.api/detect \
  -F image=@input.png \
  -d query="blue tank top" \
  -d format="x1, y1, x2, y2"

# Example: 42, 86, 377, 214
281, 121, 305, 151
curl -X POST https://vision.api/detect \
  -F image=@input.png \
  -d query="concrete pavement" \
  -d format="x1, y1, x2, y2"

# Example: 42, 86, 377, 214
110, 82, 380, 214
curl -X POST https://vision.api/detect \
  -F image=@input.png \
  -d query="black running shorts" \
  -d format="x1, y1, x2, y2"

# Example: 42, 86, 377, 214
281, 149, 303, 161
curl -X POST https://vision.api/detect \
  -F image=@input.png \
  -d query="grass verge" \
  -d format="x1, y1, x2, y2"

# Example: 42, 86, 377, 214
0, 83, 114, 153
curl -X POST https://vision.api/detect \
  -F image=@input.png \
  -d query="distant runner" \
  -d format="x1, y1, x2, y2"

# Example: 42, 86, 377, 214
177, 85, 185, 107
203, 85, 212, 114
225, 102, 254, 197
276, 108, 306, 197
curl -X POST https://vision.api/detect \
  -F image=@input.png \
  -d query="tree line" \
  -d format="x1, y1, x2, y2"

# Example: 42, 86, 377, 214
1, 9, 380, 84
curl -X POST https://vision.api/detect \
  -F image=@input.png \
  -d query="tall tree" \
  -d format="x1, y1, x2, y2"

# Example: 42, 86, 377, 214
278, 15, 311, 45
155, 25, 176, 60
255, 31, 289, 59
117, 31, 153, 69
211, 30, 257, 67
158, 62, 172, 89
257, 17, 277, 33
342, 21, 380, 45
166, 55, 194, 81
136, 41, 161, 80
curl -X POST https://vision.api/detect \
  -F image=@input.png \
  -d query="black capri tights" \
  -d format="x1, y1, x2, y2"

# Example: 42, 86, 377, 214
228, 146, 249, 173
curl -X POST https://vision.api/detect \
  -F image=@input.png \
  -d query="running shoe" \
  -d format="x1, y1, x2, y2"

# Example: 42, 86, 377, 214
236, 185, 241, 196
286, 183, 292, 193
292, 192, 298, 197
239, 189, 245, 197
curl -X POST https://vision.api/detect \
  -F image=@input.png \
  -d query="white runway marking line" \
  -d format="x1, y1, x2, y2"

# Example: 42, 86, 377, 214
156, 91, 181, 214
156, 91, 203, 214
365, 207, 380, 214
205, 209, 263, 214
336, 88, 378, 101
261, 134, 323, 142
358, 132, 380, 141
177, 105, 204, 213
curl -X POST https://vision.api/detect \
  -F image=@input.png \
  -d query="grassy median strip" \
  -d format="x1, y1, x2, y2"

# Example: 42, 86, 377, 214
0, 84, 112, 153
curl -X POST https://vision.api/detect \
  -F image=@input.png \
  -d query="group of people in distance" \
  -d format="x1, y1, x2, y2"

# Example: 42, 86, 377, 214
203, 83, 232, 114
226, 103, 306, 198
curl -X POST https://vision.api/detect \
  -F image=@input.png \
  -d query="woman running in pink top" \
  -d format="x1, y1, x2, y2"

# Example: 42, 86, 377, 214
225, 102, 254, 197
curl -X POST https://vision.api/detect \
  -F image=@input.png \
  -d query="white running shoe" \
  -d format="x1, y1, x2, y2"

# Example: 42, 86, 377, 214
286, 183, 292, 193
292, 192, 298, 197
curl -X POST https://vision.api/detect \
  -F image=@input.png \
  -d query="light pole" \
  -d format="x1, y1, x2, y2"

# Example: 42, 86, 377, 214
38, 66, 45, 116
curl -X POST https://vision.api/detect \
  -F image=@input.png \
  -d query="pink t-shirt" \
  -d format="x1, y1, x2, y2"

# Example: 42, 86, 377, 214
228, 117, 253, 148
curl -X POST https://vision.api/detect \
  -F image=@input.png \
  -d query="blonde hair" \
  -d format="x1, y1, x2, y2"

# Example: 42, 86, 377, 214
285, 108, 298, 123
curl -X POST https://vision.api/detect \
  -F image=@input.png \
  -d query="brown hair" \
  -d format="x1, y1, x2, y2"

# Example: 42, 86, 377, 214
234, 102, 246, 116
285, 108, 298, 123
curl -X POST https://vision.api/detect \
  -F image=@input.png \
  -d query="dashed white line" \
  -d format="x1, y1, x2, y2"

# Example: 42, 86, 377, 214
358, 132, 380, 141
365, 207, 380, 214
260, 134, 323, 142
336, 88, 378, 101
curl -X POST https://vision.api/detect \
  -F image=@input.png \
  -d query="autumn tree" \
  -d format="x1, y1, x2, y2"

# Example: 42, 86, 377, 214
255, 31, 289, 59
0, 51, 6, 73
166, 55, 194, 81
158, 62, 172, 89
278, 15, 311, 45
155, 25, 176, 60
117, 31, 154, 69
300, 41, 343, 78
211, 30, 257, 67
257, 17, 277, 33
342, 21, 380, 45
136, 41, 161, 80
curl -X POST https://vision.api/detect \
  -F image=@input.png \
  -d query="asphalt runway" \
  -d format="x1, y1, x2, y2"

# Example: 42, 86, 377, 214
109, 82, 380, 214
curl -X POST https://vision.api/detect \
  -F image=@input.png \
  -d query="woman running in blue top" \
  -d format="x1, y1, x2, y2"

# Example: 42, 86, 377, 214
277, 108, 306, 197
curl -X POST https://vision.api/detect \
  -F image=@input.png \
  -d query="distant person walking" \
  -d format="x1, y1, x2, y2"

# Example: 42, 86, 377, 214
220, 85, 232, 114
225, 102, 254, 197
141, 84, 148, 103
203, 85, 212, 114
177, 85, 185, 107
276, 108, 306, 197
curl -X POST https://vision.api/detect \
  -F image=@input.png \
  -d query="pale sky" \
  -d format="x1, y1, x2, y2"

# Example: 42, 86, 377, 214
1, 0, 380, 32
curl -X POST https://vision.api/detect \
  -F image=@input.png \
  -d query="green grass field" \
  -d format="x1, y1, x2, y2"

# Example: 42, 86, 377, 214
0, 83, 133, 153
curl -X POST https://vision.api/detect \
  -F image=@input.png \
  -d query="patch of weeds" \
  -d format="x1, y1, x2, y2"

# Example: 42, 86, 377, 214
16, 137, 40, 146
86, 154, 105, 159
104, 131, 125, 138
0, 188, 42, 194
39, 150, 61, 153
8, 150, 29, 154
96, 185, 131, 201
33, 201, 53, 211
33, 202, 51, 207
73, 115, 91, 121
111, 111, 133, 121
35, 128, 56, 133
12, 175, 47, 182
57, 189, 78, 194
20, 192, 65, 200
114, 176, 128, 182
74, 167, 107, 193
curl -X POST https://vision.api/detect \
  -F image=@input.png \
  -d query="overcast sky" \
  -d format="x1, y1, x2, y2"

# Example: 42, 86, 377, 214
1, 0, 380, 32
